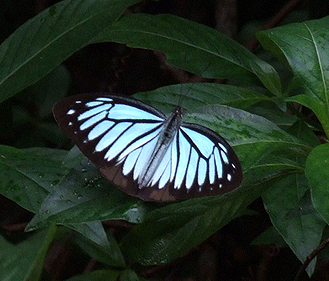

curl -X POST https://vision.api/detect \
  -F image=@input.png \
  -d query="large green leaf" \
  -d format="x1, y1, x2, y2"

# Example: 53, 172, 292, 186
257, 16, 329, 137
306, 143, 329, 224
120, 180, 271, 265
94, 13, 281, 95
0, 0, 141, 103
26, 158, 153, 230
263, 174, 325, 276
134, 83, 272, 114
0, 145, 68, 212
0, 225, 57, 281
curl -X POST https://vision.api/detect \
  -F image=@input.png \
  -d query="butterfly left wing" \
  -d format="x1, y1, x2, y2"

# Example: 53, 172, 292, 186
53, 93, 175, 200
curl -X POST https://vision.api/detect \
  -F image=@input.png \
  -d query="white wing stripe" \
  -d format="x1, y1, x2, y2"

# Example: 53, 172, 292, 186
151, 146, 171, 187
186, 147, 198, 190
208, 154, 216, 184
88, 120, 115, 140
122, 148, 141, 175
134, 137, 158, 181
81, 111, 107, 131
78, 104, 112, 121
170, 134, 178, 182
220, 150, 229, 164
108, 104, 163, 121
198, 158, 207, 186
85, 101, 104, 107
97, 122, 131, 152
214, 147, 223, 178
96, 97, 113, 102
174, 131, 190, 189
159, 160, 171, 189
218, 143, 228, 153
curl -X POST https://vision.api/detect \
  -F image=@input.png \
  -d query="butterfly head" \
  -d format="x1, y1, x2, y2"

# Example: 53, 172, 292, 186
173, 106, 183, 119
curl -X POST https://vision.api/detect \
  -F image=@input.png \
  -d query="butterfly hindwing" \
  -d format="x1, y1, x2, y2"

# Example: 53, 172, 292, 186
167, 122, 242, 199
53, 93, 242, 201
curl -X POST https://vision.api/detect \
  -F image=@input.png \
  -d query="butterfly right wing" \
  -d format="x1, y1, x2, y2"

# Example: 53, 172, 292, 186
53, 93, 170, 199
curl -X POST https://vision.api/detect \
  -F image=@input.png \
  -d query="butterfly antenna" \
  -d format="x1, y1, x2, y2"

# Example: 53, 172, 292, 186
177, 61, 212, 111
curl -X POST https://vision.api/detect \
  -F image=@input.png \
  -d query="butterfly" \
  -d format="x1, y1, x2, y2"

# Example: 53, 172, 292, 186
53, 93, 243, 202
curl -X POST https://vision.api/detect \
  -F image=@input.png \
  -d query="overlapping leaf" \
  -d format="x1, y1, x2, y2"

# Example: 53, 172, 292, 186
257, 16, 329, 137
94, 13, 282, 95
0, 145, 67, 212
134, 83, 272, 114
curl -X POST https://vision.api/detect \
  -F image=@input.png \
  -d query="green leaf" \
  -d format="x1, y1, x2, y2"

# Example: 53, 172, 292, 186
262, 174, 325, 276
0, 145, 68, 212
71, 222, 125, 267
120, 182, 267, 265
0, 225, 57, 281
134, 83, 272, 114
306, 143, 329, 224
94, 13, 282, 95
0, 0, 141, 103
257, 16, 329, 137
26, 158, 153, 230
65, 269, 121, 281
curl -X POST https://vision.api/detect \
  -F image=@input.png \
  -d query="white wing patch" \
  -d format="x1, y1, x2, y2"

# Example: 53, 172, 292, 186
181, 127, 213, 157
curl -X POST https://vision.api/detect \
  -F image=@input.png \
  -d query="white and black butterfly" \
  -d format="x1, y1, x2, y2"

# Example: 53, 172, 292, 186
53, 93, 242, 202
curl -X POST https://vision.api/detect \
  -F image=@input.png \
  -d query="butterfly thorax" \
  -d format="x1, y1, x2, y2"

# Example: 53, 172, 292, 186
137, 106, 183, 188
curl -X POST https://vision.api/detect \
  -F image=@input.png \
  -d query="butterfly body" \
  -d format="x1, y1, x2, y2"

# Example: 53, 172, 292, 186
53, 93, 242, 202
137, 106, 182, 188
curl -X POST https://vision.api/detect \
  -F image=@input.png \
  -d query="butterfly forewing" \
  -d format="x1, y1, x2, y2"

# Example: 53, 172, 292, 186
53, 93, 242, 202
